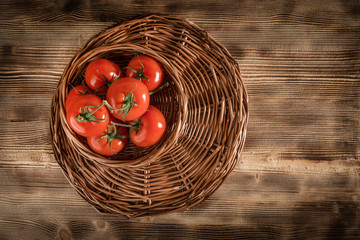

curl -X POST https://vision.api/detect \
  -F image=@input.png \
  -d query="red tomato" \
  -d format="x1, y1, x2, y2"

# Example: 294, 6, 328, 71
129, 105, 166, 147
106, 77, 150, 121
126, 55, 164, 91
66, 94, 109, 137
87, 121, 128, 156
85, 59, 122, 94
65, 85, 93, 113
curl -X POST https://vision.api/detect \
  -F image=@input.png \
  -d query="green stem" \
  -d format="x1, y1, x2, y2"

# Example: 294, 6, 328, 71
125, 56, 150, 82
84, 103, 104, 118
125, 66, 150, 82
69, 83, 90, 95
95, 71, 121, 93
149, 82, 169, 95
111, 122, 133, 128
75, 102, 106, 123
104, 86, 138, 120
111, 119, 141, 134
96, 122, 128, 150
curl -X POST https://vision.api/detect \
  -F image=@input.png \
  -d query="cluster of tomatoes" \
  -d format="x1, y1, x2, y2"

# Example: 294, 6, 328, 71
65, 55, 167, 156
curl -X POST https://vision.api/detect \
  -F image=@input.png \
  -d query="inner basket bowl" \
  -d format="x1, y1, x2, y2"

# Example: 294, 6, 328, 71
50, 15, 248, 217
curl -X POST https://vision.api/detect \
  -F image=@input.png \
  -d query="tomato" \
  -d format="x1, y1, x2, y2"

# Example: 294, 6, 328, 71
65, 85, 93, 113
87, 120, 128, 156
85, 58, 122, 94
126, 55, 164, 91
66, 94, 109, 137
106, 77, 150, 121
129, 105, 166, 147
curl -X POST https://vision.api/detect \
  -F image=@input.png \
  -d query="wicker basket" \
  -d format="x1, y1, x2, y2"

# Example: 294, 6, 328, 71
50, 15, 248, 217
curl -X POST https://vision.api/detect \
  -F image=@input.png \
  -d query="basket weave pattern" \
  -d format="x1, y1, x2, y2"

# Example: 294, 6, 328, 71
50, 15, 248, 217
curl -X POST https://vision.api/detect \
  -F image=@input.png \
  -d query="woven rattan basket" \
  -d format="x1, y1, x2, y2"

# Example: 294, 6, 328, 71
50, 15, 248, 217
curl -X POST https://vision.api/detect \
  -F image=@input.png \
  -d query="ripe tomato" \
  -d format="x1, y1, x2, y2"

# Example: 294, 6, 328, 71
65, 85, 93, 113
66, 94, 109, 137
129, 105, 166, 147
106, 77, 150, 121
125, 55, 164, 91
85, 58, 122, 94
87, 120, 128, 156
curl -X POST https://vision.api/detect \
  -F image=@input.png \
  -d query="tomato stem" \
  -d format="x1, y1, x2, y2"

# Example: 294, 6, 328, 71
112, 119, 141, 135
96, 122, 128, 151
149, 82, 169, 96
111, 122, 133, 128
75, 102, 106, 123
95, 71, 121, 93
125, 66, 150, 81
69, 82, 91, 96
125, 65, 149, 82
104, 86, 138, 120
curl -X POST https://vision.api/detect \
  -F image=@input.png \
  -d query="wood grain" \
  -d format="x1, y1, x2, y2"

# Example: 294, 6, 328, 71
0, 167, 359, 239
0, 0, 359, 238
1, 48, 359, 173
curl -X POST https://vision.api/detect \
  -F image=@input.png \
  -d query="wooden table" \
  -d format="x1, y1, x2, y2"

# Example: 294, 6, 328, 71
1, 0, 359, 239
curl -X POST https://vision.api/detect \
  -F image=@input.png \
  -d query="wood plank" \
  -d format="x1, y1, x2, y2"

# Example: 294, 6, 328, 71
0, 219, 307, 240
0, 167, 359, 238
0, 150, 57, 167
1, 149, 359, 175
239, 48, 360, 171
6, 218, 358, 240
0, 0, 359, 53
0, 0, 359, 238
1, 0, 359, 23
1, 48, 358, 171
0, 15, 359, 51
